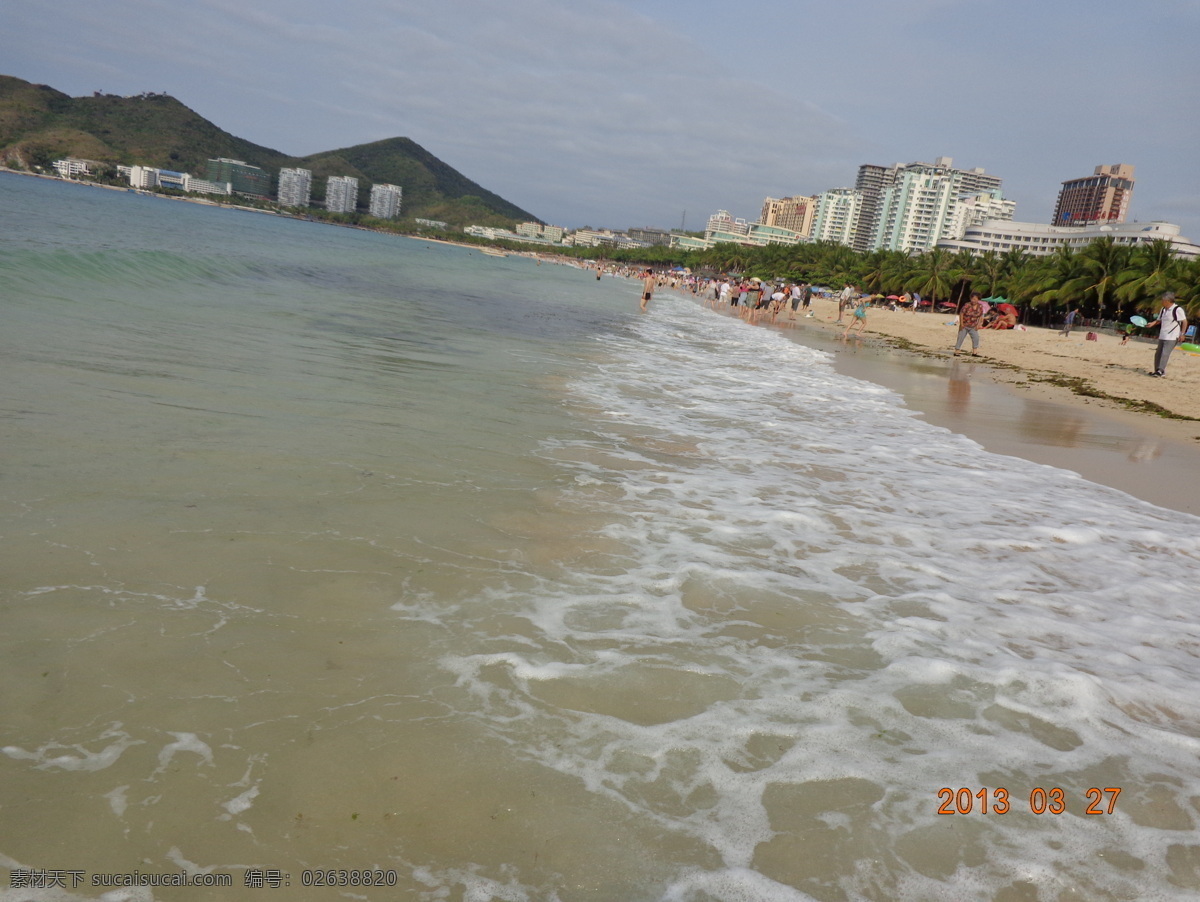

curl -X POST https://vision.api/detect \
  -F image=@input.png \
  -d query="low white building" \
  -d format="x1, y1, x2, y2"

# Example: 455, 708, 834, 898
53, 158, 102, 179
938, 219, 1200, 260
516, 222, 567, 243
125, 165, 229, 195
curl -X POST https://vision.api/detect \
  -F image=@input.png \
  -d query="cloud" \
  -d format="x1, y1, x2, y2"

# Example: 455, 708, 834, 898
3, 0, 1197, 235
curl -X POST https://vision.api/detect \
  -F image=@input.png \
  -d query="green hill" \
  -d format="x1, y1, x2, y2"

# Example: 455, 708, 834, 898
0, 74, 538, 226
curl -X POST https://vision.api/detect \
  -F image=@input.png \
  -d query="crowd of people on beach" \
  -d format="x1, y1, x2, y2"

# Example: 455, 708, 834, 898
622, 266, 1191, 380
633, 269, 826, 325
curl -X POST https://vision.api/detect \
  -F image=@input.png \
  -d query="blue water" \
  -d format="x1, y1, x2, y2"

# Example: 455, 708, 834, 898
3, 173, 1200, 901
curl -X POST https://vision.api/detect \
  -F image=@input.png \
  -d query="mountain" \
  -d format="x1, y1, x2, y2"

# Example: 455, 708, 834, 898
0, 75, 537, 226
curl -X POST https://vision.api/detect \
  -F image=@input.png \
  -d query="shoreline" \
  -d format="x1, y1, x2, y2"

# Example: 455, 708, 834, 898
675, 290, 1200, 516
802, 296, 1198, 422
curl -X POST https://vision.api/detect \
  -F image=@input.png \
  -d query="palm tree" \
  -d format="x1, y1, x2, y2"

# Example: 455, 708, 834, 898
904, 247, 958, 304
859, 249, 907, 294
1029, 245, 1080, 322
1115, 240, 1178, 317
1057, 236, 1131, 321
1179, 258, 1200, 319
971, 250, 1005, 298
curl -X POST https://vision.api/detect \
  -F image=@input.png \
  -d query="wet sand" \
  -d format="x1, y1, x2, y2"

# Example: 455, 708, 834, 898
709, 297, 1200, 517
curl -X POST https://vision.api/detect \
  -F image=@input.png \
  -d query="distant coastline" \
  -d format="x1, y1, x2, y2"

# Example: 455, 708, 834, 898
1, 167, 489, 252
1, 167, 605, 270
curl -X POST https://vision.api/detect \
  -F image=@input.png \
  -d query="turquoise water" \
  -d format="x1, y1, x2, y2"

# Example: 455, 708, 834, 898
3, 174, 1200, 901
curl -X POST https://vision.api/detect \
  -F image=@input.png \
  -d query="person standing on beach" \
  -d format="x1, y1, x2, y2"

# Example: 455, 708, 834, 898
1060, 307, 1080, 337
802, 282, 813, 316
1146, 291, 1189, 376
837, 284, 854, 323
640, 269, 655, 312
954, 292, 986, 355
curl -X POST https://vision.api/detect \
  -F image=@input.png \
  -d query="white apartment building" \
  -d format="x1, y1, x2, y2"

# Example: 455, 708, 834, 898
706, 210, 749, 238
810, 189, 863, 246
128, 165, 159, 189
369, 183, 403, 219
857, 157, 1005, 253
872, 164, 1014, 253
873, 169, 961, 252
325, 176, 359, 214
943, 190, 1016, 243
938, 219, 1200, 260
278, 168, 312, 208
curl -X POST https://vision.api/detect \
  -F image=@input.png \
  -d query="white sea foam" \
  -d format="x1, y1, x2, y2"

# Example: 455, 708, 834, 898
427, 296, 1200, 899
154, 733, 214, 772
3, 726, 142, 773
220, 783, 259, 817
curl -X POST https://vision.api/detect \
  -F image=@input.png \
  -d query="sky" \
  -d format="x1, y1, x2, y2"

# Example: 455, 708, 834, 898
3, 0, 1199, 237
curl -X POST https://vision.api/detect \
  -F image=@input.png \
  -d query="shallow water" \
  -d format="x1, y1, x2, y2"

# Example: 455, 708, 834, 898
3, 174, 1200, 901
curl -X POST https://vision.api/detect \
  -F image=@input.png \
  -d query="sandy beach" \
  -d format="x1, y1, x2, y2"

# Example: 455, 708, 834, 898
686, 289, 1200, 515
801, 296, 1199, 422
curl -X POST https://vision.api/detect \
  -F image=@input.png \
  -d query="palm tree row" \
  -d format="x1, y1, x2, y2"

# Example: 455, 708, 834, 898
685, 237, 1198, 325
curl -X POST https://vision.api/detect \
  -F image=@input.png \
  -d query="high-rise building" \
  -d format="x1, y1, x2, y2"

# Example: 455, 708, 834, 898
277, 168, 312, 208
852, 164, 894, 252
854, 157, 1003, 252
206, 158, 271, 197
811, 188, 863, 246
368, 183, 403, 219
1052, 164, 1135, 226
325, 176, 359, 214
760, 196, 816, 237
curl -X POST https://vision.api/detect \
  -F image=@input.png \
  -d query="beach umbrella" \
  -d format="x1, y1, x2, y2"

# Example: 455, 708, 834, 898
997, 303, 1018, 316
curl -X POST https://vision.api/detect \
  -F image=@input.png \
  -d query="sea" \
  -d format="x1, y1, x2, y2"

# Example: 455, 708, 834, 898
2, 172, 1200, 902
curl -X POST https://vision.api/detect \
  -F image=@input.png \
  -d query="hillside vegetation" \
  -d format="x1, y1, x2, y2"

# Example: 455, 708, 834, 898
0, 75, 536, 227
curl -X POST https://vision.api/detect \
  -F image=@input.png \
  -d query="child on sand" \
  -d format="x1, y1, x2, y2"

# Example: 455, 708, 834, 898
843, 297, 869, 338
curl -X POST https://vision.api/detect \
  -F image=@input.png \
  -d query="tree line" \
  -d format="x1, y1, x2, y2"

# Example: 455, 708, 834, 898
554, 236, 1197, 326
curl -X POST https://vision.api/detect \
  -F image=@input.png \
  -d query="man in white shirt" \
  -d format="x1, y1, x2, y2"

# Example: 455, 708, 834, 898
837, 284, 855, 323
1147, 291, 1189, 377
